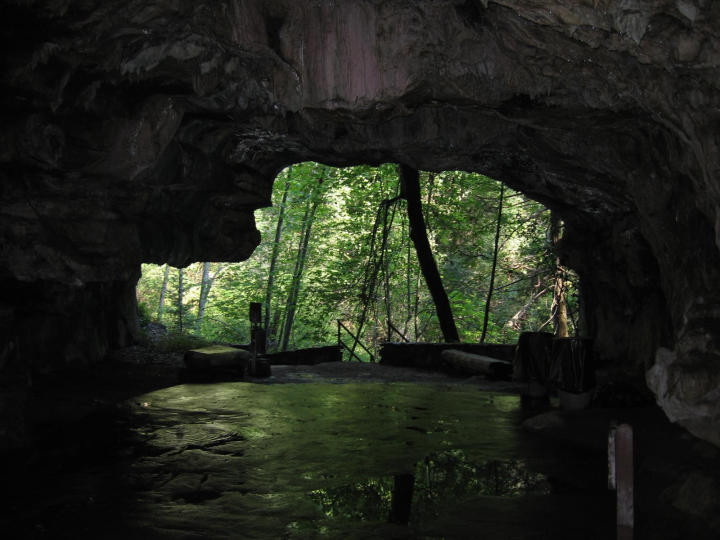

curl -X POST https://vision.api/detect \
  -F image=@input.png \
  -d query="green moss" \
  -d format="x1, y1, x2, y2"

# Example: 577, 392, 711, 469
152, 332, 212, 353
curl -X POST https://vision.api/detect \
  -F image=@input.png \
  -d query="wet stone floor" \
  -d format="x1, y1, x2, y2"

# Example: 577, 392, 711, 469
5, 379, 614, 539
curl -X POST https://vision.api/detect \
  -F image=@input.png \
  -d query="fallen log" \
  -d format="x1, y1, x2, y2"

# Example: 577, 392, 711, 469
441, 348, 513, 379
262, 345, 342, 366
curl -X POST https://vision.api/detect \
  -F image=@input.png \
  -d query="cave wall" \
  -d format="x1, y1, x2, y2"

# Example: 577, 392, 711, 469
1, 0, 719, 443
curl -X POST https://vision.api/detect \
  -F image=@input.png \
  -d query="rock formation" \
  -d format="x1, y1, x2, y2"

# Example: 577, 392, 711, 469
1, 0, 719, 444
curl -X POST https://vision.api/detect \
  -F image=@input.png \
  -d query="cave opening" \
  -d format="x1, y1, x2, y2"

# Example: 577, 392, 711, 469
3, 0, 720, 537
135, 161, 579, 357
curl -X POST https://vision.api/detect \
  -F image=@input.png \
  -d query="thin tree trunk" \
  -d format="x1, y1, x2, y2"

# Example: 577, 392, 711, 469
404, 211, 412, 336
195, 262, 211, 333
506, 285, 550, 331
426, 173, 435, 233
381, 196, 398, 340
280, 199, 318, 351
576, 280, 586, 338
269, 309, 282, 349
551, 212, 569, 337
383, 206, 392, 340
351, 193, 401, 360
194, 263, 225, 334
157, 264, 170, 321
480, 183, 505, 343
278, 200, 310, 351
177, 267, 184, 333
280, 174, 323, 351
413, 275, 420, 340
264, 166, 292, 341
399, 165, 459, 343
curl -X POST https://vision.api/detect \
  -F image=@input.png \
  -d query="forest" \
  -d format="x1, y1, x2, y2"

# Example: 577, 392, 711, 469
136, 162, 579, 359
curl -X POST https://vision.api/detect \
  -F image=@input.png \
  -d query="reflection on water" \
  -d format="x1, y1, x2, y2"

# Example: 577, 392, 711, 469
310, 450, 550, 525
5, 382, 614, 539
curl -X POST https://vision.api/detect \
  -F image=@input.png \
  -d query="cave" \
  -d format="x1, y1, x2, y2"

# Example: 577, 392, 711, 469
1, 0, 720, 537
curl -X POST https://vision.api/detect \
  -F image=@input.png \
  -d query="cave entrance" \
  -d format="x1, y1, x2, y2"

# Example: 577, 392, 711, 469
136, 161, 579, 360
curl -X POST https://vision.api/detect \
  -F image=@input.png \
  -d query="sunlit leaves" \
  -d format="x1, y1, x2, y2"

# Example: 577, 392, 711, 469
137, 162, 577, 348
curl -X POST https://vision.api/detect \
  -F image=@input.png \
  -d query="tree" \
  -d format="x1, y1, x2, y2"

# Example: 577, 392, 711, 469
157, 264, 170, 321
177, 267, 184, 333
196, 262, 211, 333
264, 166, 292, 336
480, 183, 504, 343
399, 165, 460, 343
279, 167, 326, 351
195, 263, 226, 333
551, 212, 569, 338
351, 188, 402, 359
136, 162, 575, 349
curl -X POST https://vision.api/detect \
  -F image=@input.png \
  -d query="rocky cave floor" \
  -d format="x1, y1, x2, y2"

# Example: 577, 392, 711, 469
1, 345, 719, 539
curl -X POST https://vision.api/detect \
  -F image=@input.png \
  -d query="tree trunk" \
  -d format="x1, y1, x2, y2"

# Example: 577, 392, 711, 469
264, 166, 292, 342
279, 172, 323, 351
157, 264, 170, 321
278, 201, 310, 351
379, 197, 399, 341
480, 183, 504, 343
269, 309, 282, 349
279, 200, 318, 351
404, 212, 412, 336
551, 212, 569, 338
195, 262, 211, 333
383, 205, 393, 341
506, 284, 550, 331
399, 165, 459, 343
351, 192, 401, 360
194, 263, 225, 334
177, 267, 184, 333
413, 277, 420, 340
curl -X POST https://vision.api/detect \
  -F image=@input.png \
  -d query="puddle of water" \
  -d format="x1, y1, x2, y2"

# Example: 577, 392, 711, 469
5, 382, 614, 539
308, 450, 550, 525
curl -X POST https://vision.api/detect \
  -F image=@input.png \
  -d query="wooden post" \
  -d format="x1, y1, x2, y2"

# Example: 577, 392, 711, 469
609, 423, 634, 540
249, 302, 262, 375
517, 331, 554, 396
249, 302, 262, 324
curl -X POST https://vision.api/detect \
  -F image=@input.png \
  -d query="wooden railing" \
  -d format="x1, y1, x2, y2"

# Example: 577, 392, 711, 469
337, 320, 375, 363
387, 321, 409, 343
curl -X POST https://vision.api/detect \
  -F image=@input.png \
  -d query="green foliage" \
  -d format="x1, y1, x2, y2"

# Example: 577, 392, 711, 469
136, 162, 579, 352
151, 333, 212, 353
137, 301, 153, 327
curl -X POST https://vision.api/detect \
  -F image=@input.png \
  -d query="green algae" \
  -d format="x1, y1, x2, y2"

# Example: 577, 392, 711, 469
117, 382, 610, 538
